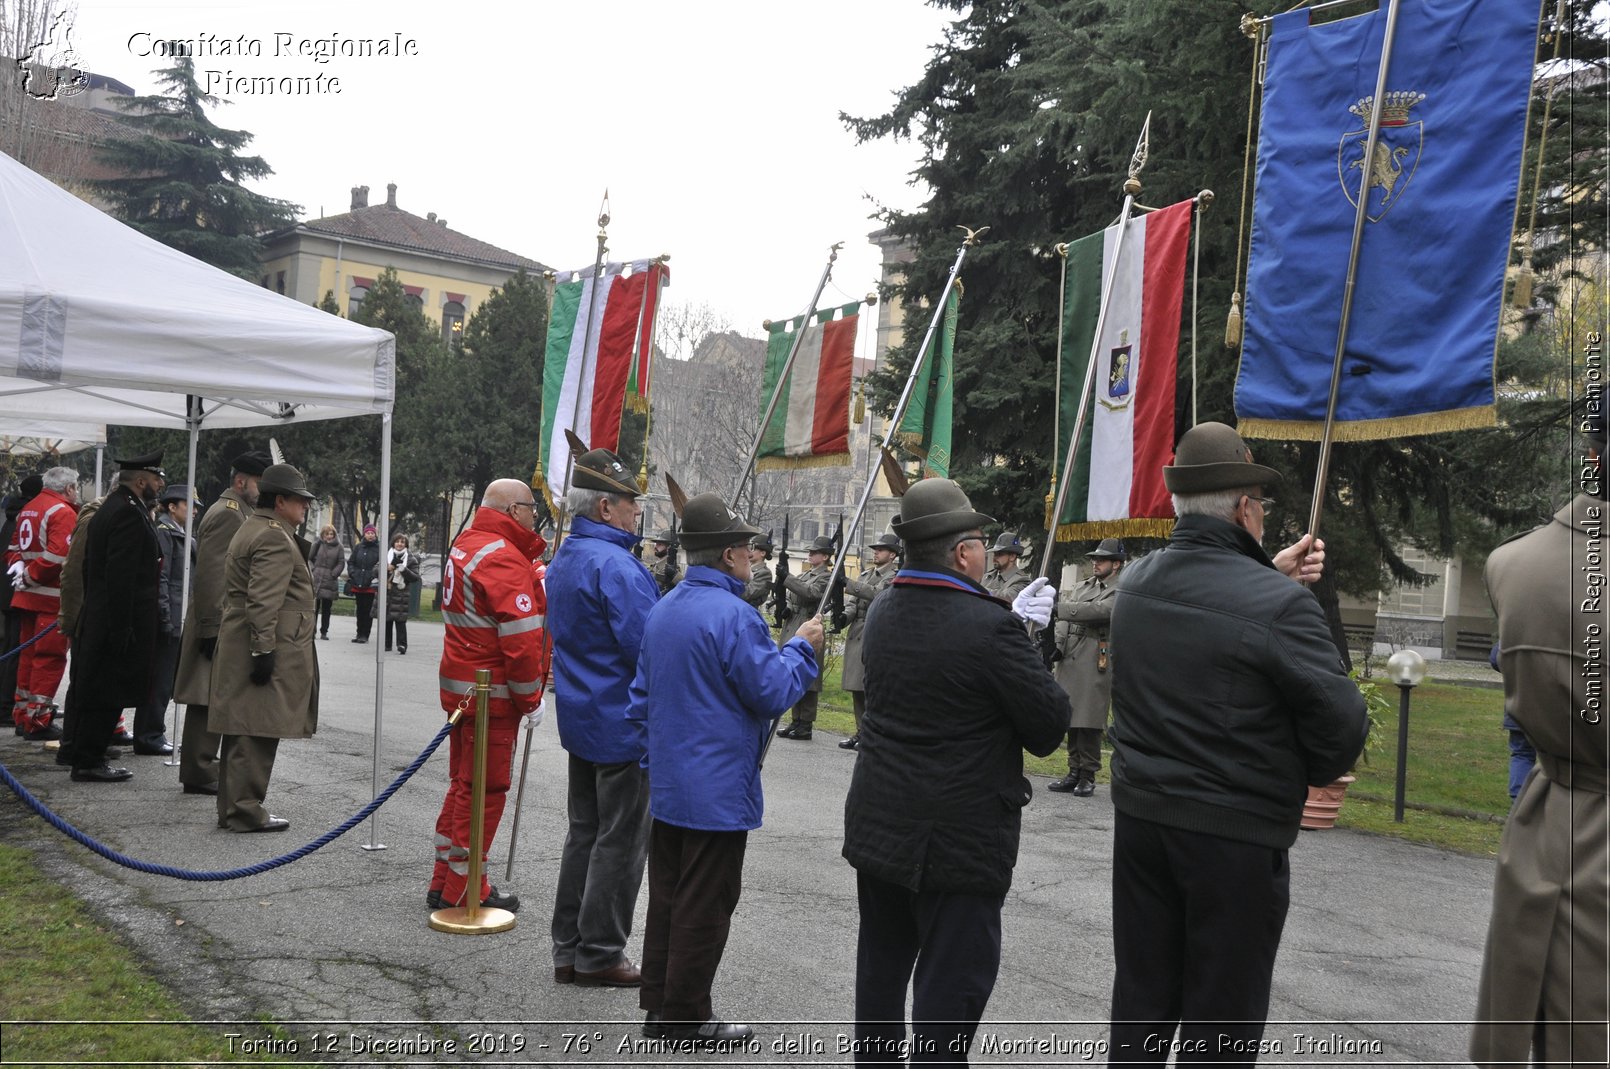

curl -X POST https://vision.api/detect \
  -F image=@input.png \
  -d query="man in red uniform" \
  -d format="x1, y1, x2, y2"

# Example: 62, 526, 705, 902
429, 477, 550, 912
7, 466, 80, 739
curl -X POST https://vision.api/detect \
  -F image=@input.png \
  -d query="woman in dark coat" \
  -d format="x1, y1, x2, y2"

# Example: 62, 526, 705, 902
346, 525, 381, 643
308, 524, 345, 640
383, 533, 420, 654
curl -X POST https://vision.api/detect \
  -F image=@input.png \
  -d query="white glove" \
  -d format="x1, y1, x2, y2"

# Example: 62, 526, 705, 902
524, 691, 553, 730
7, 561, 25, 591
1011, 576, 1055, 628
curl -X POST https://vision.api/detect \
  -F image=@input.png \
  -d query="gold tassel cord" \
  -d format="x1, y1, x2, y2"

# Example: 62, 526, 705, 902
1238, 404, 1498, 442
1225, 292, 1244, 347
1228, 15, 1264, 349
755, 452, 854, 473
1055, 518, 1176, 543
1043, 477, 1057, 531
1512, 0, 1567, 311
853, 379, 866, 426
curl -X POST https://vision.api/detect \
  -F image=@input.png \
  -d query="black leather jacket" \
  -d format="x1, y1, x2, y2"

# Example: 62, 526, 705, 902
1109, 515, 1368, 849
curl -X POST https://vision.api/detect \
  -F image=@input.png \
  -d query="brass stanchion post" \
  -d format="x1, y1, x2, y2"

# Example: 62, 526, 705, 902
429, 669, 516, 934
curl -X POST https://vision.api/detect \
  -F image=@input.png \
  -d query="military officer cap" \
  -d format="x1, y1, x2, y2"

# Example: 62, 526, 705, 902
891, 478, 994, 542
159, 483, 200, 505
868, 532, 903, 553
650, 528, 678, 544
988, 531, 1024, 556
750, 532, 774, 552
230, 450, 272, 477
572, 447, 641, 497
678, 492, 761, 551
1087, 537, 1127, 561
806, 535, 835, 555
1163, 422, 1282, 494
114, 450, 165, 478
257, 463, 315, 500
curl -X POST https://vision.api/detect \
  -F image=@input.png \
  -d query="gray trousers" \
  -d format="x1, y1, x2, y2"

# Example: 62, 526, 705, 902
1067, 728, 1103, 777
180, 703, 221, 788
551, 753, 651, 972
217, 733, 280, 830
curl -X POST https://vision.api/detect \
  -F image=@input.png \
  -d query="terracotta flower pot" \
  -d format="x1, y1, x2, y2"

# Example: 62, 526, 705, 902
1300, 774, 1357, 831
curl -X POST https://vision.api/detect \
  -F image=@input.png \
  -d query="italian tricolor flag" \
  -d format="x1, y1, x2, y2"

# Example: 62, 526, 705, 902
540, 259, 668, 494
1054, 198, 1191, 540
756, 302, 860, 471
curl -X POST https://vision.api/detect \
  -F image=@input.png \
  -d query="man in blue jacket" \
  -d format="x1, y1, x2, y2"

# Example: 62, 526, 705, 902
547, 447, 659, 988
628, 490, 823, 1046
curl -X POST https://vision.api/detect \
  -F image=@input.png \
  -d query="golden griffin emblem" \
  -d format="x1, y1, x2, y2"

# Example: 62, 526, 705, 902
1338, 91, 1425, 222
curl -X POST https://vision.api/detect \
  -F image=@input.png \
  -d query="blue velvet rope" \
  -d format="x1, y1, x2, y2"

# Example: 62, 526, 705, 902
0, 620, 60, 663
0, 718, 455, 880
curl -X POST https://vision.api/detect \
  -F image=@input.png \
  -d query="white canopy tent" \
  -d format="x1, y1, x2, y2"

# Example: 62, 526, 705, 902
0, 149, 403, 844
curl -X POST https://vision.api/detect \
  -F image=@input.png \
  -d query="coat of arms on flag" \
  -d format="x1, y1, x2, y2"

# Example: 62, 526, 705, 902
755, 301, 862, 472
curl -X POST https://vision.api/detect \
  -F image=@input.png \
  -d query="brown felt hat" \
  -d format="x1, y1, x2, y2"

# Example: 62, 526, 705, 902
572, 448, 641, 497
678, 492, 761, 551
1162, 422, 1283, 494
890, 478, 995, 542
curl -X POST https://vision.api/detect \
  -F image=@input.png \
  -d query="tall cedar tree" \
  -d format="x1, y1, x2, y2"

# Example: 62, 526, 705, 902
850, 0, 1601, 608
94, 55, 297, 277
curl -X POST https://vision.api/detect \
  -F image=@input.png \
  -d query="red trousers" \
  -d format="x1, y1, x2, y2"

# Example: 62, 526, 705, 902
12, 610, 67, 731
430, 714, 518, 905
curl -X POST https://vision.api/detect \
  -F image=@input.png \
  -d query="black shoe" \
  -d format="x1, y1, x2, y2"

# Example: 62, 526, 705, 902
384, 644, 392, 651
426, 889, 444, 910
71, 763, 132, 782
134, 739, 174, 756
481, 886, 520, 912
838, 734, 860, 750
642, 1012, 664, 1039
237, 815, 290, 833
351, 636, 365, 644
1046, 773, 1080, 793
111, 731, 135, 745
781, 726, 812, 741
660, 1019, 754, 1045
775, 721, 794, 737
319, 633, 329, 640
397, 646, 406, 655
25, 723, 62, 741
182, 782, 219, 796
1072, 778, 1096, 797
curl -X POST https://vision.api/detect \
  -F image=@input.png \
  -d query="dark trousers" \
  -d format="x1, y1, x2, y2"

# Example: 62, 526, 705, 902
179, 703, 221, 788
1109, 811, 1290, 1066
316, 598, 333, 637
551, 754, 651, 972
853, 871, 1003, 1066
132, 632, 180, 744
66, 701, 125, 771
851, 690, 866, 735
0, 610, 21, 726
640, 821, 747, 1024
217, 734, 281, 830
353, 593, 375, 639
384, 618, 408, 651
789, 689, 819, 728
1067, 727, 1103, 777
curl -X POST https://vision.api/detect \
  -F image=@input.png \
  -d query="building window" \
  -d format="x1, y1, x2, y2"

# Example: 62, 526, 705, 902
442, 300, 465, 345
406, 293, 424, 312
260, 274, 271, 288
348, 284, 368, 317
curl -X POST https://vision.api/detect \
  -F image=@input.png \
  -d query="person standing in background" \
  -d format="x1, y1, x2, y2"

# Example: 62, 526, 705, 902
309, 525, 345, 641
347, 525, 381, 644
384, 533, 420, 654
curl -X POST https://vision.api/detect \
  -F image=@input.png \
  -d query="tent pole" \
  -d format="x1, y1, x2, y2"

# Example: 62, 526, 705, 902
168, 397, 200, 769
93, 444, 104, 498
363, 410, 392, 852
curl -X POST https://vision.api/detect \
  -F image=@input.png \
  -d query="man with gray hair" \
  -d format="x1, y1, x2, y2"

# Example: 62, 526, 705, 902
546, 446, 659, 988
1106, 422, 1368, 1063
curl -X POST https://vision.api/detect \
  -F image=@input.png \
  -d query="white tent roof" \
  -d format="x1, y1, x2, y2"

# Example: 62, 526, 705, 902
0, 149, 394, 430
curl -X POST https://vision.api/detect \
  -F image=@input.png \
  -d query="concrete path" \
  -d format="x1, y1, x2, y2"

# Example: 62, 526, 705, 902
0, 621, 1497, 1064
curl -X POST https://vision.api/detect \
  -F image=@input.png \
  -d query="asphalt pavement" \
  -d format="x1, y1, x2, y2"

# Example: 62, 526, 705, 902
0, 621, 1498, 1065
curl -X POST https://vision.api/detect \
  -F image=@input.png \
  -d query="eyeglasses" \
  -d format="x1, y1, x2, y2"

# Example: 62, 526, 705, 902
509, 500, 538, 511
1246, 496, 1275, 512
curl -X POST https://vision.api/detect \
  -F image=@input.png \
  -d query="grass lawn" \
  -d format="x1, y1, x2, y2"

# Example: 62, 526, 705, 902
0, 841, 318, 1065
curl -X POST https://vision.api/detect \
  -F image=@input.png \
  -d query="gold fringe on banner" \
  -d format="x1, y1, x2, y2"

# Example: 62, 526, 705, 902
756, 451, 852, 473
1055, 518, 1175, 543
624, 394, 651, 415
1238, 404, 1497, 442
531, 460, 557, 520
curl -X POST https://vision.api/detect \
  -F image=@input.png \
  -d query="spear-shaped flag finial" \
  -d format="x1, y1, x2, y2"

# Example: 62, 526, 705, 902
1125, 111, 1152, 196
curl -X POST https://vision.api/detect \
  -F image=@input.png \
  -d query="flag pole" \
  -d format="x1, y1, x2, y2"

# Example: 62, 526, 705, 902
1191, 189, 1213, 428
732, 242, 843, 513
758, 226, 986, 771
1306, 0, 1402, 540
1045, 244, 1070, 530
1037, 114, 1152, 583
550, 192, 612, 554
628, 256, 671, 494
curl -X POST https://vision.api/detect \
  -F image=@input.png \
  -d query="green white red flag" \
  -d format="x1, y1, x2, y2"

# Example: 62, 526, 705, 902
539, 258, 668, 494
755, 301, 861, 471
1053, 198, 1191, 540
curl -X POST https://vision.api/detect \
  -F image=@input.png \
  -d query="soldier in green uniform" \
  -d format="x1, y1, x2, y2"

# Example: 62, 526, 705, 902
982, 531, 1031, 601
172, 450, 271, 796
776, 534, 833, 740
211, 464, 319, 833
1048, 538, 1126, 796
743, 532, 773, 613
838, 532, 900, 751
647, 529, 681, 595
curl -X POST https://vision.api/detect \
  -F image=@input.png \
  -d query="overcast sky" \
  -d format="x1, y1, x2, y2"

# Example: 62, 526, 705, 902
66, 0, 952, 343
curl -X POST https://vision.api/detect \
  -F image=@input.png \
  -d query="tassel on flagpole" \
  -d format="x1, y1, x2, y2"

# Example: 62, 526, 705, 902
1512, 255, 1535, 310
1043, 476, 1057, 531
1224, 292, 1244, 347
853, 379, 866, 425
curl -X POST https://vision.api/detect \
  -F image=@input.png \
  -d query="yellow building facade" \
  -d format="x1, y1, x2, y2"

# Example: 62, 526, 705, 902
259, 182, 546, 345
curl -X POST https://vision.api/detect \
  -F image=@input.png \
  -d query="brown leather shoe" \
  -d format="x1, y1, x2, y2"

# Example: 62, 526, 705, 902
574, 958, 642, 987
554, 964, 575, 984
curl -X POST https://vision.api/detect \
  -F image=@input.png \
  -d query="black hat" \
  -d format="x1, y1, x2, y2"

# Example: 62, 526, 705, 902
1087, 538, 1127, 561
1162, 422, 1283, 494
231, 450, 272, 477
115, 451, 165, 477
19, 474, 42, 500
650, 528, 678, 544
806, 535, 835, 554
159, 483, 199, 505
988, 531, 1024, 555
572, 447, 640, 497
257, 463, 314, 500
891, 478, 994, 542
678, 492, 761, 551
750, 532, 774, 552
868, 532, 902, 553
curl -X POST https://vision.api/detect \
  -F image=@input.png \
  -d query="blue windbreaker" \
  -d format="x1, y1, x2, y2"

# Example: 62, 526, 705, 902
547, 514, 660, 764
628, 565, 818, 831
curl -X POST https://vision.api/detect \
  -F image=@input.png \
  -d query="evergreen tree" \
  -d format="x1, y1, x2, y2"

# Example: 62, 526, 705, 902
94, 55, 297, 277
447, 269, 549, 500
